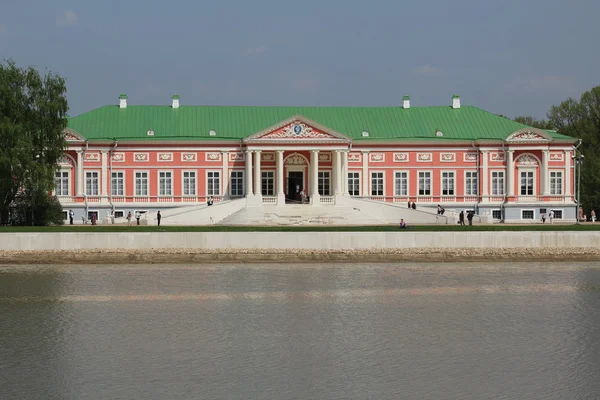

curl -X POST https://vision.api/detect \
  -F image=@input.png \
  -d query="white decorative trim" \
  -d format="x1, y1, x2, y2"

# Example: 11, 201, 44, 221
181, 152, 197, 162
463, 153, 477, 162
58, 156, 74, 167
112, 152, 125, 162
134, 153, 149, 162
370, 153, 385, 162
245, 116, 351, 142
205, 152, 222, 162
490, 152, 505, 162
284, 153, 308, 165
417, 153, 432, 162
394, 153, 409, 162
261, 152, 275, 162
157, 152, 173, 162
318, 152, 332, 162
229, 152, 245, 162
348, 152, 362, 162
263, 122, 334, 139
550, 152, 564, 161
439, 153, 455, 162
506, 128, 552, 142
64, 128, 85, 142
516, 153, 539, 167
84, 152, 100, 162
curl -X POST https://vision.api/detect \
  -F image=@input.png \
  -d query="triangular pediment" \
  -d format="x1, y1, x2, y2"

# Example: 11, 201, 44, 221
64, 128, 86, 142
506, 128, 552, 142
244, 115, 351, 143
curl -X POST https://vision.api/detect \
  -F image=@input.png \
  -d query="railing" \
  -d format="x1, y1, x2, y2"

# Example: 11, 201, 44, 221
133, 196, 150, 202
516, 196, 542, 203
57, 196, 74, 203
488, 196, 504, 203
549, 196, 569, 202
416, 196, 433, 203
86, 196, 101, 203
392, 197, 409, 203
463, 196, 478, 203
262, 196, 277, 204
158, 196, 174, 202
369, 196, 386, 202
182, 196, 199, 202
320, 196, 335, 204
440, 196, 456, 203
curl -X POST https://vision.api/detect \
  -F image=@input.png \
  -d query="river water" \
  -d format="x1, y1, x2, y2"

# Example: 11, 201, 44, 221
1, 262, 599, 400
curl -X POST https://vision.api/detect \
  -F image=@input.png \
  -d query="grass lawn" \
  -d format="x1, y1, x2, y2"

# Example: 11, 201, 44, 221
1, 224, 600, 233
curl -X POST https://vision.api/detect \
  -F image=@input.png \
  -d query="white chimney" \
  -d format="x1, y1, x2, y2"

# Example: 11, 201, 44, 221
403, 95, 410, 109
119, 94, 128, 109
171, 94, 180, 109
452, 94, 461, 109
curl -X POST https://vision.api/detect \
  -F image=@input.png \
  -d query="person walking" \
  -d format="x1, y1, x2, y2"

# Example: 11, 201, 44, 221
69, 209, 74, 225
459, 211, 465, 226
127, 211, 132, 226
541, 212, 546, 224
157, 210, 162, 226
591, 210, 596, 223
135, 211, 141, 225
467, 210, 474, 226
549, 210, 554, 224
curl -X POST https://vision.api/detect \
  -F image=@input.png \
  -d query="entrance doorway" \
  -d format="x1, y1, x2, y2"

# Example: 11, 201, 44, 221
287, 171, 304, 203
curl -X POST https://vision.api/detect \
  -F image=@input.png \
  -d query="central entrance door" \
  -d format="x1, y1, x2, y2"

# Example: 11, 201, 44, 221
287, 171, 304, 203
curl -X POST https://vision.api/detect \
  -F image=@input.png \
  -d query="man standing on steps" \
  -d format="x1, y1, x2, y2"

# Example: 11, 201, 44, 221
68, 209, 74, 225
157, 210, 162, 227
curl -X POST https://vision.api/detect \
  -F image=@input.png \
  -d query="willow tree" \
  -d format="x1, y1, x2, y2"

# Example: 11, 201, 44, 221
0, 60, 68, 225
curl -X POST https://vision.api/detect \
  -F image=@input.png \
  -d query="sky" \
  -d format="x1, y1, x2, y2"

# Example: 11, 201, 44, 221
0, 0, 598, 119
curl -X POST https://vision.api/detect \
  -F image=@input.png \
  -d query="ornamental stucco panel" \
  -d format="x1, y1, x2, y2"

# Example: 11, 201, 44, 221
394, 153, 409, 162
205, 152, 222, 162
416, 153, 432, 162
463, 153, 477, 162
112, 152, 125, 162
550, 152, 564, 161
490, 152, 505, 162
84, 152, 100, 162
439, 153, 455, 162
348, 152, 362, 163
229, 152, 245, 162
157, 153, 173, 162
134, 153, 149, 162
181, 152, 197, 162
370, 153, 385, 162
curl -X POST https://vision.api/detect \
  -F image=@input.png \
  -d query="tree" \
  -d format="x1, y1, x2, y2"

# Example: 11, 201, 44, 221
547, 86, 600, 213
0, 60, 68, 225
513, 116, 554, 130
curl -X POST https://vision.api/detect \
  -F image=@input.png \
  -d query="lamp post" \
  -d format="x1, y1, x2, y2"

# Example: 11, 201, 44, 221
573, 153, 584, 224
31, 154, 40, 226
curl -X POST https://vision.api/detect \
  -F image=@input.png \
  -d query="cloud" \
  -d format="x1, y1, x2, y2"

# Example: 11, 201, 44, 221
414, 64, 442, 77
56, 10, 79, 27
504, 75, 576, 94
243, 46, 268, 56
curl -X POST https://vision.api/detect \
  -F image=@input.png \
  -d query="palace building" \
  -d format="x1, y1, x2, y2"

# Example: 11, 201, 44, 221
58, 94, 578, 224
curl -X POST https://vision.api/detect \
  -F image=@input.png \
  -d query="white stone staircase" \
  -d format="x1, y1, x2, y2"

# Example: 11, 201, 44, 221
160, 198, 246, 226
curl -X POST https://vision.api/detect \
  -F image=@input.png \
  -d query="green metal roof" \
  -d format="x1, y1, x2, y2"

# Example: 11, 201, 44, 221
67, 104, 574, 142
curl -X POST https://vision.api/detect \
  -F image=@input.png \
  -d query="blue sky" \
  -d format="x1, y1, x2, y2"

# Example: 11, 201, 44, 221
1, 0, 598, 119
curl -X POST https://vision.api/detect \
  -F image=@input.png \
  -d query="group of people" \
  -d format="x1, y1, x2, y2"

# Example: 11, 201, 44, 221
540, 210, 555, 224
458, 210, 475, 226
407, 200, 417, 210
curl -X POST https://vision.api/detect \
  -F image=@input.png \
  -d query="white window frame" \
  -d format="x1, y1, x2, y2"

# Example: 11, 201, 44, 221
464, 170, 478, 196
206, 170, 221, 196
261, 170, 275, 196
134, 170, 150, 197
550, 209, 564, 220
182, 170, 197, 196
393, 170, 409, 197
549, 170, 563, 195
230, 170, 244, 197
111, 170, 125, 196
491, 170, 505, 196
519, 169, 536, 196
61, 210, 68, 221
491, 209, 502, 220
370, 171, 385, 196
418, 170, 432, 196
85, 170, 100, 196
54, 169, 70, 196
521, 209, 535, 220
157, 170, 173, 197
113, 210, 125, 219
319, 169, 332, 196
348, 171, 361, 196
87, 209, 100, 221
440, 170, 455, 196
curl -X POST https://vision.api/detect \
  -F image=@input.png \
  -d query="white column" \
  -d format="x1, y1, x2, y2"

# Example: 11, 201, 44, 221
253, 151, 262, 200
342, 151, 349, 195
311, 150, 320, 205
276, 150, 285, 205
362, 151, 369, 197
564, 150, 571, 196
101, 150, 108, 199
481, 150, 489, 199
222, 151, 229, 198
542, 149, 549, 196
507, 150, 514, 197
76, 150, 83, 196
245, 150, 253, 197
334, 151, 342, 195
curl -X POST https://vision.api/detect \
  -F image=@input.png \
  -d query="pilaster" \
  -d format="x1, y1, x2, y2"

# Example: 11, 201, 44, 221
507, 150, 514, 197
76, 150, 83, 196
311, 150, 320, 205
542, 149, 550, 196
276, 150, 285, 206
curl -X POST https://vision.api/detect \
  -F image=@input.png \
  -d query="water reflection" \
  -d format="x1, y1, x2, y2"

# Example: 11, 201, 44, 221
0, 262, 599, 400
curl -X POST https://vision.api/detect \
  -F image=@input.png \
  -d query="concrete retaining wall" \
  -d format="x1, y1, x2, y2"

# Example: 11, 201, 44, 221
2, 231, 600, 251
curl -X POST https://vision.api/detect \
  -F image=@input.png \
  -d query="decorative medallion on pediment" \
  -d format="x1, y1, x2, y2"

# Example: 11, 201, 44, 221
84, 152, 100, 162
516, 154, 539, 167
64, 129, 85, 142
112, 152, 125, 162
506, 129, 551, 142
262, 122, 335, 140
58, 156, 74, 167
205, 152, 222, 162
229, 152, 245, 162
285, 153, 308, 165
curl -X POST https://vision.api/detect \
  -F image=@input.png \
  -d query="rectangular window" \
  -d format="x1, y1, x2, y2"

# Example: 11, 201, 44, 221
135, 172, 148, 196
183, 171, 196, 196
261, 171, 274, 196
552, 210, 563, 219
492, 210, 502, 220
111, 172, 124, 196
371, 172, 384, 196
550, 171, 563, 195
465, 171, 478, 196
114, 210, 124, 218
522, 210, 534, 219
159, 171, 172, 196
520, 171, 534, 195
85, 171, 99, 196
55, 171, 69, 196
207, 171, 220, 196
394, 171, 408, 196
348, 172, 360, 196
441, 171, 455, 196
418, 171, 431, 196
230, 171, 244, 196
319, 171, 331, 196
491, 171, 505, 196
